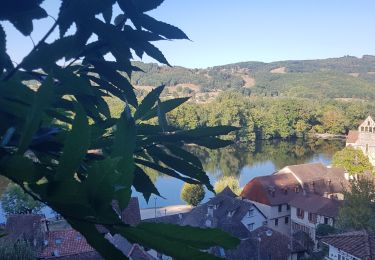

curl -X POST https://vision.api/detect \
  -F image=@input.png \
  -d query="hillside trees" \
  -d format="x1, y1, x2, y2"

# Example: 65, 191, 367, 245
0, 1, 239, 259
332, 147, 373, 176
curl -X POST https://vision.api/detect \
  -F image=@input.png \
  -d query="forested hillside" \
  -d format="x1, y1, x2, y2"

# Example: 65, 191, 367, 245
129, 55, 375, 100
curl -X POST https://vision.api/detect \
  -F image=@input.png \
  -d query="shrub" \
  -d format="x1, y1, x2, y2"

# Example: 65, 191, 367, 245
181, 184, 205, 206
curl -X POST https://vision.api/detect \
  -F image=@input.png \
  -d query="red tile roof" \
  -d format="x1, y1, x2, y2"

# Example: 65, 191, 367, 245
346, 130, 359, 143
39, 229, 95, 258
321, 231, 375, 259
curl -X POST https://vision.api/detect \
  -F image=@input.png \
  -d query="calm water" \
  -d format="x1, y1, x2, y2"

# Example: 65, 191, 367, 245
0, 138, 345, 222
135, 138, 345, 208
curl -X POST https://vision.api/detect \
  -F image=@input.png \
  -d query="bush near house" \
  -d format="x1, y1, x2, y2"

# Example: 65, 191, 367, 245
181, 183, 205, 206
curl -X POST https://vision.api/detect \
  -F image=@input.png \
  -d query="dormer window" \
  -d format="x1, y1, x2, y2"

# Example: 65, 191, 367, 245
368, 121, 371, 126
248, 208, 254, 217
294, 186, 300, 193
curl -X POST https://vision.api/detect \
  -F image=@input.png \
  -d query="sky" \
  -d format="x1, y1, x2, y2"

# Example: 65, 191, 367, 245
3, 0, 375, 68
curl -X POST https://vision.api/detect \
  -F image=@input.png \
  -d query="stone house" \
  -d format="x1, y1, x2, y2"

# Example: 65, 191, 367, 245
346, 115, 375, 165
146, 187, 306, 259
240, 163, 348, 237
289, 193, 342, 250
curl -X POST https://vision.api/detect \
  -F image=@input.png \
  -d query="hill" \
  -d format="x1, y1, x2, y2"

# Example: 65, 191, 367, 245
128, 55, 375, 101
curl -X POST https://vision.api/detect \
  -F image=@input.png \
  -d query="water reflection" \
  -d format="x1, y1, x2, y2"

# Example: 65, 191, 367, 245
0, 139, 345, 219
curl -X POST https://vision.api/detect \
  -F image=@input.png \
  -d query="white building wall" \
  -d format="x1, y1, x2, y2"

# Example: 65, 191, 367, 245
241, 204, 266, 232
326, 245, 361, 260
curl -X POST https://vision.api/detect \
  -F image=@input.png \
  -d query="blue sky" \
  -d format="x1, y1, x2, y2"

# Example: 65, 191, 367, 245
3, 0, 375, 68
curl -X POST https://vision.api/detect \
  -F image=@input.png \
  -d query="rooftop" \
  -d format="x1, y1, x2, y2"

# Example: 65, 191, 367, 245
321, 231, 375, 259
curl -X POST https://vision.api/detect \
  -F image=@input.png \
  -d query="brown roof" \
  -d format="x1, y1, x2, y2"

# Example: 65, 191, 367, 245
39, 229, 96, 258
241, 163, 348, 206
289, 194, 342, 218
346, 130, 359, 143
5, 214, 45, 244
321, 231, 375, 259
121, 197, 141, 226
240, 173, 300, 205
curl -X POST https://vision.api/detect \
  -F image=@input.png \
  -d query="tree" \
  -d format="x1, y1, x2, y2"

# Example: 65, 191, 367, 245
1, 183, 43, 215
316, 224, 336, 237
338, 175, 375, 231
0, 1, 239, 259
332, 147, 373, 176
181, 183, 205, 206
214, 176, 241, 195
0, 240, 36, 260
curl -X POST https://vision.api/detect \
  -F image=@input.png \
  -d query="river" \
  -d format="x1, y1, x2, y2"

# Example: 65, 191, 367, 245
0, 138, 345, 223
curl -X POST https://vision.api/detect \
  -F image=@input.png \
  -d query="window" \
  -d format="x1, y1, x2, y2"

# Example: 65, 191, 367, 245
278, 205, 282, 212
366, 127, 369, 132
286, 204, 290, 210
274, 218, 278, 226
55, 239, 62, 245
308, 213, 316, 223
247, 223, 254, 231
370, 127, 373, 133
369, 121, 371, 126
285, 216, 289, 224
297, 208, 304, 219
248, 208, 254, 217
324, 217, 329, 225
361, 126, 364, 131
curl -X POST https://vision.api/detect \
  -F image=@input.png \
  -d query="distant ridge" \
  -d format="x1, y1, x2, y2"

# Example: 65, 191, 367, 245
129, 55, 375, 100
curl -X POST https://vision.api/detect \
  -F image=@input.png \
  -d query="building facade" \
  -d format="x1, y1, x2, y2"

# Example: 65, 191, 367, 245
346, 116, 375, 165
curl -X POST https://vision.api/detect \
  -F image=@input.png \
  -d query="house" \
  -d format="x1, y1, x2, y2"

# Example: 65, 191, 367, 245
321, 231, 375, 260
346, 116, 375, 166
289, 193, 342, 249
146, 187, 306, 259
241, 163, 347, 236
4, 197, 154, 260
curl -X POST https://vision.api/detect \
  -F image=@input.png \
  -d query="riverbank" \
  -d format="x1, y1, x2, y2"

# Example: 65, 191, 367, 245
311, 133, 346, 140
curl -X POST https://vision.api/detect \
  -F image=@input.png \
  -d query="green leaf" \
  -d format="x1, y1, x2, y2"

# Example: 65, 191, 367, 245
18, 77, 55, 155
0, 24, 5, 74
164, 144, 203, 170
142, 97, 190, 121
102, 5, 112, 23
135, 158, 201, 185
133, 166, 160, 202
134, 85, 164, 120
112, 110, 136, 158
146, 147, 212, 190
142, 42, 170, 66
137, 222, 240, 250
140, 14, 189, 40
132, 0, 165, 12
1, 2, 48, 36
90, 60, 138, 107
55, 103, 91, 180
113, 225, 221, 260
0, 156, 42, 183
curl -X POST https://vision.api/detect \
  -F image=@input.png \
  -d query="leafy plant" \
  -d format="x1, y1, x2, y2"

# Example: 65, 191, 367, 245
0, 1, 239, 259
0, 239, 36, 260
181, 183, 205, 206
332, 146, 373, 176
1, 183, 43, 215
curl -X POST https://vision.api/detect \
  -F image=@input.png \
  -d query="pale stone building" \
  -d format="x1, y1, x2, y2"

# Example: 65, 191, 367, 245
346, 116, 375, 165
